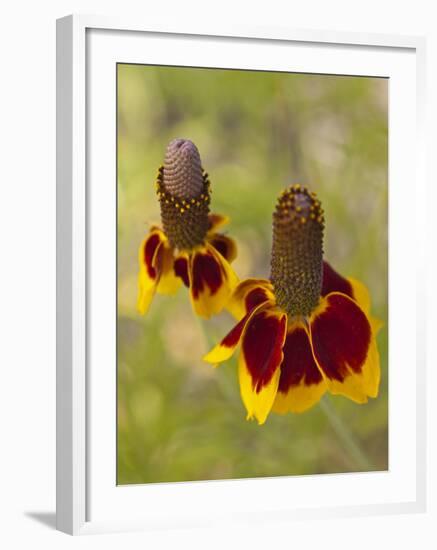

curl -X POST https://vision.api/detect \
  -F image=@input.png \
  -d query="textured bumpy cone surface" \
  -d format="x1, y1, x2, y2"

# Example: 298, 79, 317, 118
270, 185, 324, 318
157, 138, 211, 250
163, 138, 205, 199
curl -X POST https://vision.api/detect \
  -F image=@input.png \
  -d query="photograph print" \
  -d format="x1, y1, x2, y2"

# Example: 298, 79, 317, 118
116, 63, 388, 485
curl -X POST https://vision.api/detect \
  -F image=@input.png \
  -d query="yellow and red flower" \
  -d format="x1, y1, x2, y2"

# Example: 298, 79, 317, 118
137, 139, 238, 319
204, 185, 382, 424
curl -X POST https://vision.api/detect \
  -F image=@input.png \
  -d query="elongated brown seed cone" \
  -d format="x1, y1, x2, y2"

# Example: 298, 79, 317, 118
163, 138, 205, 199
270, 185, 324, 318
156, 139, 211, 250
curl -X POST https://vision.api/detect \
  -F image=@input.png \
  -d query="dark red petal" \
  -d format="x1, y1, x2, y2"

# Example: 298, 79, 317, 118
278, 327, 323, 392
191, 250, 223, 299
321, 261, 353, 299
209, 235, 228, 259
242, 311, 286, 393
311, 294, 371, 382
221, 312, 251, 348
174, 257, 189, 287
144, 233, 162, 279
211, 238, 227, 258
245, 287, 272, 313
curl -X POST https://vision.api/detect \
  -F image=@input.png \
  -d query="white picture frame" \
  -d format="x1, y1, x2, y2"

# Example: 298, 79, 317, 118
56, 14, 427, 535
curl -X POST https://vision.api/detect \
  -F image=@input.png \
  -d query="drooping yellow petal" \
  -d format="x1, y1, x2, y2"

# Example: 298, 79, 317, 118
156, 242, 182, 296
324, 333, 381, 403
188, 243, 238, 319
239, 352, 282, 425
207, 213, 230, 234
238, 308, 287, 424
360, 332, 381, 398
173, 252, 190, 288
203, 302, 267, 365
137, 271, 157, 315
273, 381, 327, 414
348, 277, 384, 338
370, 316, 384, 335
272, 322, 327, 414
323, 262, 376, 319
215, 243, 239, 291
348, 277, 371, 314
310, 292, 381, 404
137, 229, 166, 315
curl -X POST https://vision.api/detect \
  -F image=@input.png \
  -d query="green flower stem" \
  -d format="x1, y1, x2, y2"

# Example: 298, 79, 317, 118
197, 316, 237, 400
319, 397, 374, 471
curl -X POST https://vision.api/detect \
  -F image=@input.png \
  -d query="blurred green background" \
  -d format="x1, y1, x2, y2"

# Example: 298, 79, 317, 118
117, 64, 388, 485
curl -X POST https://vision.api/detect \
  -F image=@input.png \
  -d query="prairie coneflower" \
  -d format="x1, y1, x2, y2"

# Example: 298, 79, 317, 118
137, 138, 238, 319
204, 185, 382, 424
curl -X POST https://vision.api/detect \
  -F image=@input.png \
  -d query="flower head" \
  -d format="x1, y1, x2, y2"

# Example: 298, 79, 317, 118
138, 139, 238, 318
204, 185, 382, 424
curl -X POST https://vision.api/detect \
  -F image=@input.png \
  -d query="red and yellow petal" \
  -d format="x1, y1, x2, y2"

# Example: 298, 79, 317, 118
272, 322, 327, 414
208, 233, 237, 263
347, 276, 370, 315
173, 253, 190, 288
156, 242, 182, 296
188, 242, 238, 319
239, 308, 287, 424
321, 261, 354, 299
226, 278, 275, 320
137, 229, 167, 315
321, 261, 383, 330
203, 302, 268, 365
322, 261, 377, 315
207, 213, 230, 234
309, 292, 380, 403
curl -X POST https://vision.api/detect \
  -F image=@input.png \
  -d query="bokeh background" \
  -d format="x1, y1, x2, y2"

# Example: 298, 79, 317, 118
117, 64, 388, 485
